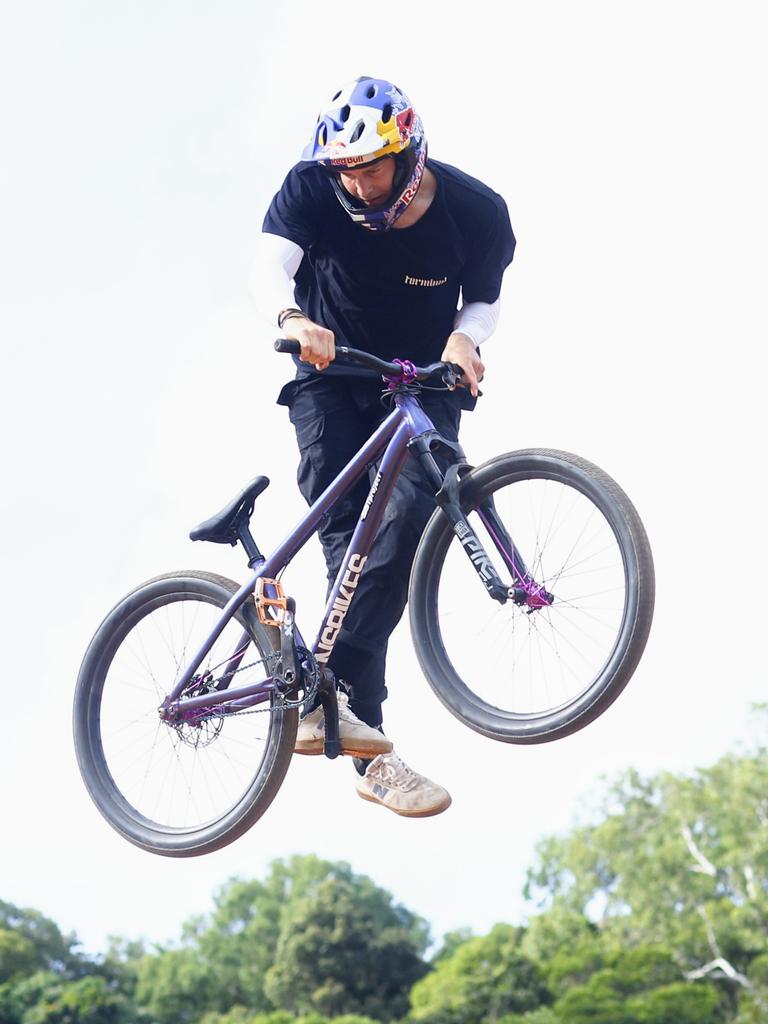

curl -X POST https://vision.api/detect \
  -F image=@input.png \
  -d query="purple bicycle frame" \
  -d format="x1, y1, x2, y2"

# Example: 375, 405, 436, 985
161, 393, 438, 721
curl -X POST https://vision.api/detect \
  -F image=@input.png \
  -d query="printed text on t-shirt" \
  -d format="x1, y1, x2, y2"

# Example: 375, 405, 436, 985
404, 275, 448, 287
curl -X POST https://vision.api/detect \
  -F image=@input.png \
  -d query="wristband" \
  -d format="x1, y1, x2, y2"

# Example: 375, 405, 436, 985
277, 307, 307, 330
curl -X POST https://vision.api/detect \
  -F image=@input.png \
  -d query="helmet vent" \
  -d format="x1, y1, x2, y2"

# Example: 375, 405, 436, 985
382, 102, 393, 123
332, 90, 342, 101
350, 120, 366, 143
340, 104, 351, 123
318, 123, 328, 146
366, 83, 377, 98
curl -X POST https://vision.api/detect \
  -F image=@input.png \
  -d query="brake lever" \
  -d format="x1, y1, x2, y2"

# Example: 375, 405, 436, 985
441, 364, 460, 390
441, 363, 482, 397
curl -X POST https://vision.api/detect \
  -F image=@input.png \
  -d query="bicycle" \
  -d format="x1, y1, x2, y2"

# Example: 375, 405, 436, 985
73, 341, 655, 857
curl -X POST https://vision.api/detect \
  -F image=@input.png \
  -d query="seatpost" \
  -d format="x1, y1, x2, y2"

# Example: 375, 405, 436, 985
236, 524, 264, 568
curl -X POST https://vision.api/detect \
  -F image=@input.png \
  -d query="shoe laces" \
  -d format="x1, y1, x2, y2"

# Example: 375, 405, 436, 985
336, 692, 367, 726
368, 752, 419, 792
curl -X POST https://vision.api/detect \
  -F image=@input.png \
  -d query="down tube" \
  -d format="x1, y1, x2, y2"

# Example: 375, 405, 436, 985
312, 418, 412, 666
167, 410, 402, 703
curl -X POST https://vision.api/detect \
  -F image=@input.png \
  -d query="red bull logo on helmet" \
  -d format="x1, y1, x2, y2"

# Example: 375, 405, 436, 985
330, 154, 370, 167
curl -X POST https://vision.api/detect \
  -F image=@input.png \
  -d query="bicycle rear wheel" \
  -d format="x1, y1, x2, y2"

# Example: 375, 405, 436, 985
73, 571, 297, 856
409, 450, 654, 743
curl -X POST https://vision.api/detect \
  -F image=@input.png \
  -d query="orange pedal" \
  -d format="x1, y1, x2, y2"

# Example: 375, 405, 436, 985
255, 578, 289, 625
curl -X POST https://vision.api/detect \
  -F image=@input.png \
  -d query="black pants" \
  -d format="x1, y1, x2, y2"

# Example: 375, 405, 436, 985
278, 373, 468, 728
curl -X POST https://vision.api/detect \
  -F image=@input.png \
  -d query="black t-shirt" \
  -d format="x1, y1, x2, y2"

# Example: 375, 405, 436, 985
262, 158, 515, 372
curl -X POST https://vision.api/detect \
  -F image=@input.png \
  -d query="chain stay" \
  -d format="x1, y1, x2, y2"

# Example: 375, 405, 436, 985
190, 645, 319, 722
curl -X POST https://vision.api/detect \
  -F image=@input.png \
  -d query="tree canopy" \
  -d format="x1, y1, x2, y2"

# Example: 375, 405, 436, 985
135, 855, 428, 1024
525, 747, 768, 1017
4, 734, 767, 1024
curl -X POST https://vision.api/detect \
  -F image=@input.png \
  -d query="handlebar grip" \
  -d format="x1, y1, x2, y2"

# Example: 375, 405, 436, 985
274, 339, 301, 355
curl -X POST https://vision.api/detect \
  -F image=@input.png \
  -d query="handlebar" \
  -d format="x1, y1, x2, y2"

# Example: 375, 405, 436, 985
274, 338, 464, 387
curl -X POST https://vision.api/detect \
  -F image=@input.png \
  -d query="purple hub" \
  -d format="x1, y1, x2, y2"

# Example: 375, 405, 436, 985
524, 582, 555, 610
159, 702, 216, 726
186, 707, 215, 727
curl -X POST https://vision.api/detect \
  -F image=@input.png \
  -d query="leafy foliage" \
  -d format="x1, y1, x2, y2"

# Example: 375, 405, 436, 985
264, 874, 427, 1020
525, 749, 768, 1016
409, 924, 549, 1024
4, 735, 767, 1024
134, 855, 428, 1024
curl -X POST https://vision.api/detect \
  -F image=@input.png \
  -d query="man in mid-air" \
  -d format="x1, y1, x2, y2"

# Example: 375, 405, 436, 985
251, 75, 515, 817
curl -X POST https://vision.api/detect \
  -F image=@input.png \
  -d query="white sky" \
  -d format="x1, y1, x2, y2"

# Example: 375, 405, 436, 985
1, 1, 766, 957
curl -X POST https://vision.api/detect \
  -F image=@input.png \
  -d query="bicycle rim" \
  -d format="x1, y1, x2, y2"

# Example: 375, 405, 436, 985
434, 474, 630, 721
91, 589, 280, 834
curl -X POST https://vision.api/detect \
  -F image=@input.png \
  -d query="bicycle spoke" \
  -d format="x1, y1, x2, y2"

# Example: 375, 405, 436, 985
435, 474, 626, 716
97, 593, 277, 831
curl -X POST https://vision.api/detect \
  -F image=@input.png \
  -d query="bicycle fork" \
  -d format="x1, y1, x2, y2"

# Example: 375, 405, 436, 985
410, 439, 554, 610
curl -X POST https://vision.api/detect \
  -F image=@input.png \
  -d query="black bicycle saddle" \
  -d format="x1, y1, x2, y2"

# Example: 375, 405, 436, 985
189, 476, 270, 545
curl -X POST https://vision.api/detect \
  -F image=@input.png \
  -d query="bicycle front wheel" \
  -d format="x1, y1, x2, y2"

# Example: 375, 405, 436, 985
73, 571, 297, 856
409, 450, 654, 743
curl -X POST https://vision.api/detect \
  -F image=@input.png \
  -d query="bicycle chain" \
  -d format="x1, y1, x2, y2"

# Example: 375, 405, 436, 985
190, 646, 319, 722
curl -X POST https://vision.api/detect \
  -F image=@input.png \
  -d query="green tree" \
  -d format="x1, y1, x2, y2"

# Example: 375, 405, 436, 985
431, 930, 474, 965
500, 1010, 560, 1024
134, 856, 346, 1022
519, 910, 608, 997
0, 905, 140, 1024
197, 855, 359, 1012
626, 981, 721, 1024
409, 924, 550, 1024
0, 971, 62, 1024
0, 970, 137, 1024
98, 939, 146, 1005
525, 746, 768, 1018
0, 933, 39, 986
135, 855, 428, 1024
549, 948, 721, 1024
264, 875, 428, 1020
0, 904, 84, 981
135, 948, 217, 1024
22, 975, 133, 1024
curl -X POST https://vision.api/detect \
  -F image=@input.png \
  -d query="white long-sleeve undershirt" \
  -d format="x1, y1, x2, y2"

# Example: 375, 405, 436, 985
249, 233, 304, 324
453, 297, 500, 348
249, 231, 501, 345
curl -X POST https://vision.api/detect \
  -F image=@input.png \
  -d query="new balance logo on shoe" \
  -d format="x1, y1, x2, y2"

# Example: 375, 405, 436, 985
356, 752, 452, 817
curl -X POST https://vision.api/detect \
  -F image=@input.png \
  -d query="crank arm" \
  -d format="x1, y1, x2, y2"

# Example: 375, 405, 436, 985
275, 600, 299, 690
317, 668, 341, 759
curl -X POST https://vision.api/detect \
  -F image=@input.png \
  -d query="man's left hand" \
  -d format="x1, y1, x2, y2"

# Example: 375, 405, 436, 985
440, 332, 485, 398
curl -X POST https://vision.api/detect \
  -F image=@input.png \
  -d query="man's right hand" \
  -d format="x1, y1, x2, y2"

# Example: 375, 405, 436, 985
283, 315, 336, 371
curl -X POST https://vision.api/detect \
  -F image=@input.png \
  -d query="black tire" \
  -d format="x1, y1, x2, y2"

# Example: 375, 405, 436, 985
73, 571, 297, 856
409, 449, 655, 743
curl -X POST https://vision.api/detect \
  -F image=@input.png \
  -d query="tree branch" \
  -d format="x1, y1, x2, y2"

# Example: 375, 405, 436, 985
697, 905, 722, 961
689, 907, 765, 1008
686, 957, 752, 989
681, 824, 717, 876
744, 863, 758, 900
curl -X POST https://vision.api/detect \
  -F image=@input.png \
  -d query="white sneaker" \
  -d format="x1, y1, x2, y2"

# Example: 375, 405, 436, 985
294, 692, 393, 758
356, 752, 452, 817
